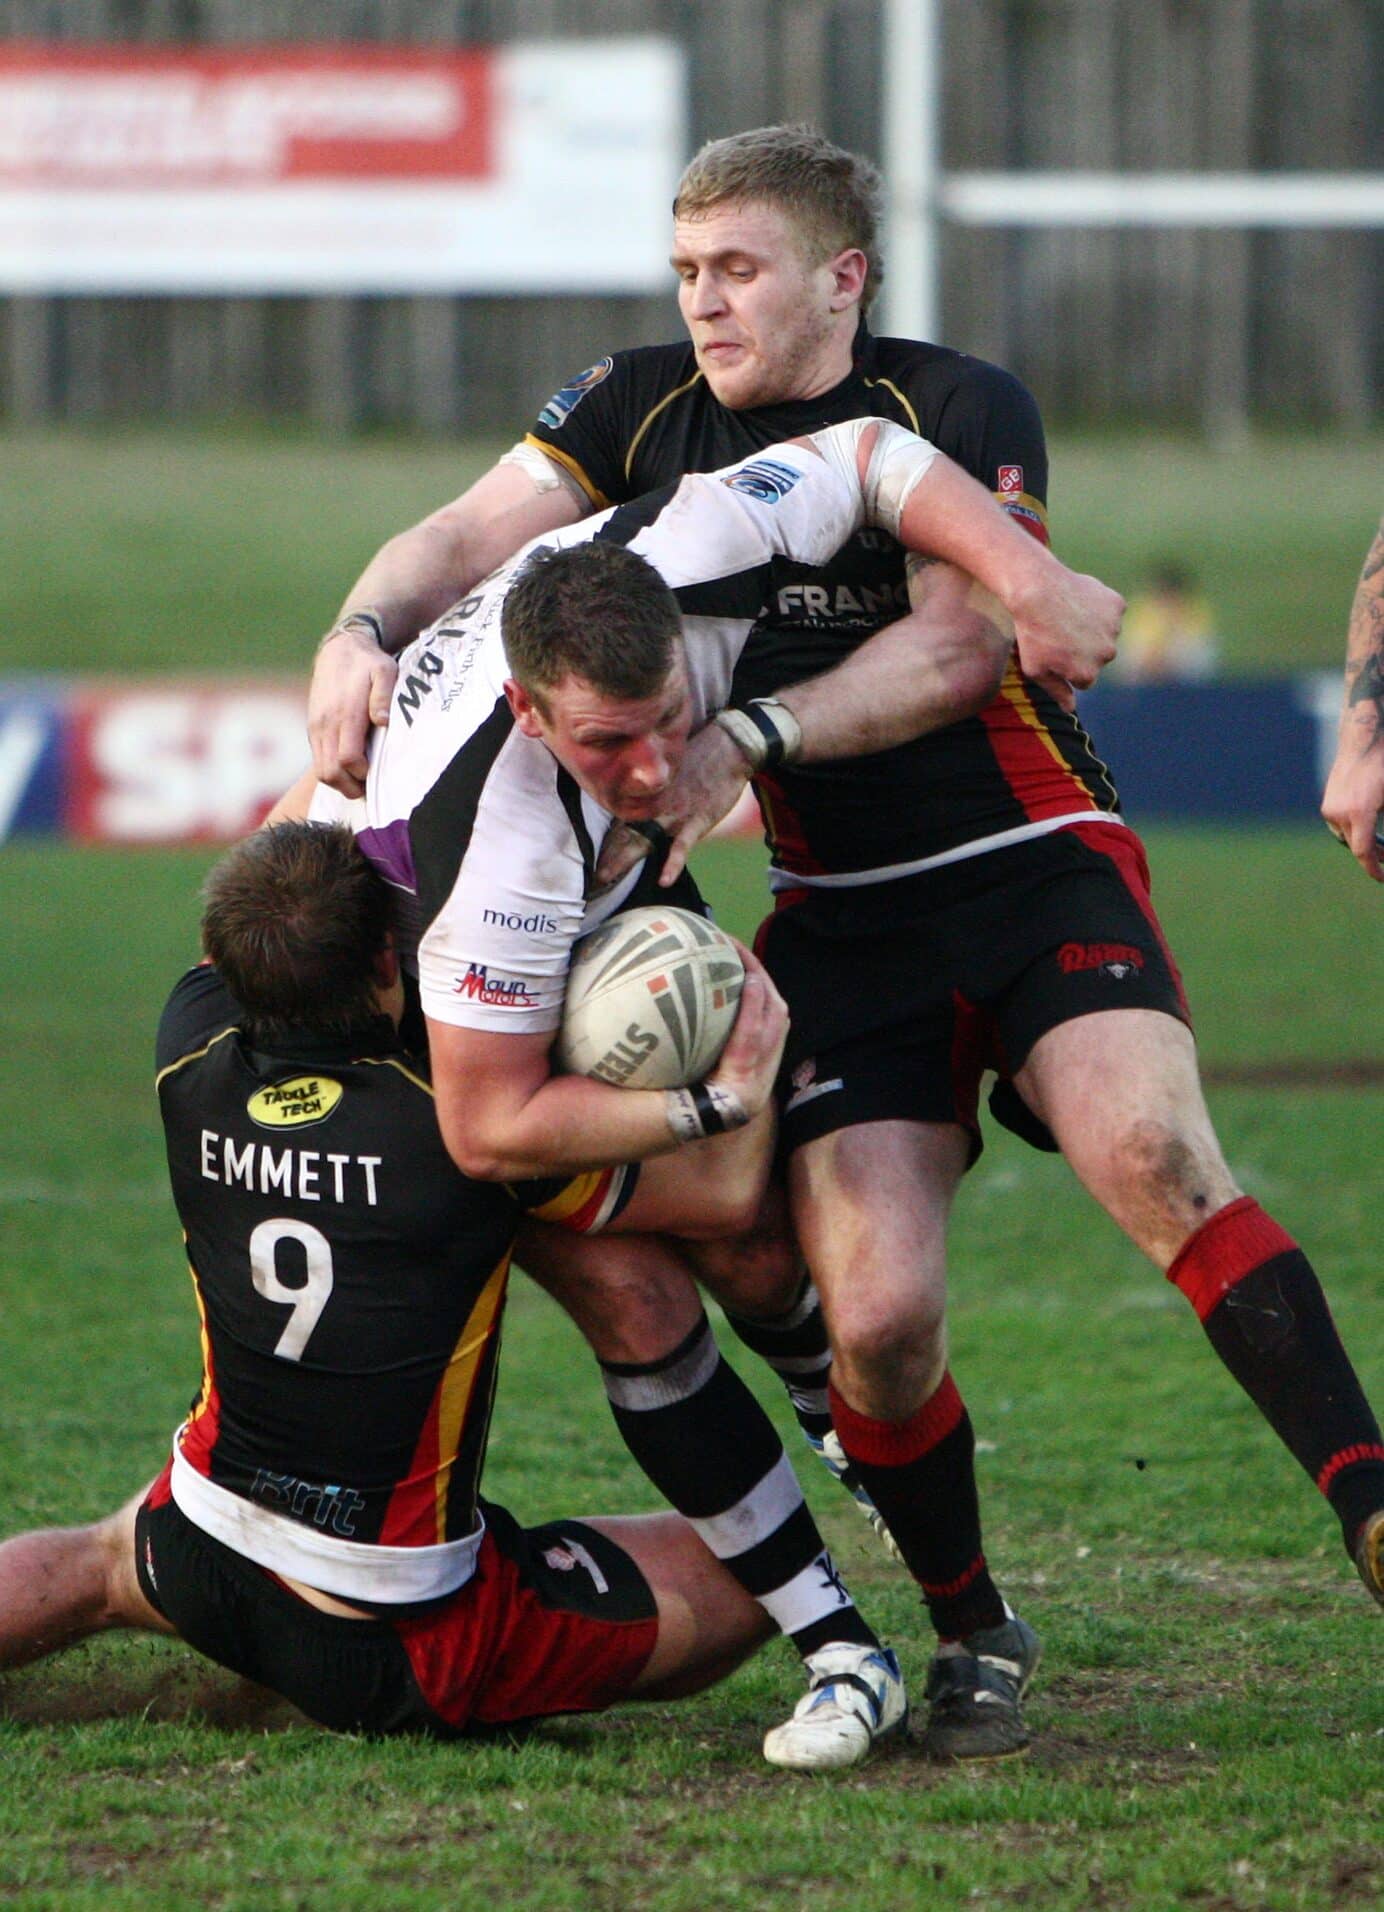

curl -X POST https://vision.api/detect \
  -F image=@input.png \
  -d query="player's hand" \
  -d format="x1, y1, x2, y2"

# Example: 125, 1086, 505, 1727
308, 626, 399, 799
1321, 745, 1384, 882
596, 723, 754, 889
706, 939, 788, 1116
1012, 563, 1124, 701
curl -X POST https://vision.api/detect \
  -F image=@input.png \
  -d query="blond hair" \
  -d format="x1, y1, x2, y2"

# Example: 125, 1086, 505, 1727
674, 124, 884, 313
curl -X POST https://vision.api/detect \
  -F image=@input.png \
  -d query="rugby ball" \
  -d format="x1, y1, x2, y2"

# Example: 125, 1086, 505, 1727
556, 906, 744, 1089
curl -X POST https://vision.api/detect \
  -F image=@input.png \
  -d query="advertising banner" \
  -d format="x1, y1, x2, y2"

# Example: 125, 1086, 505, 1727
0, 39, 685, 292
0, 676, 1343, 849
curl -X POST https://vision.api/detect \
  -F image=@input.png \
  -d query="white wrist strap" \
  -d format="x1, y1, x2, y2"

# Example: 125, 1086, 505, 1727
713, 699, 803, 771
806, 418, 942, 539
665, 1081, 750, 1142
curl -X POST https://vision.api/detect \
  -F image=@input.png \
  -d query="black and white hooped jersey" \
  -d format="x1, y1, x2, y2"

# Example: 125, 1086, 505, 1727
311, 443, 868, 1035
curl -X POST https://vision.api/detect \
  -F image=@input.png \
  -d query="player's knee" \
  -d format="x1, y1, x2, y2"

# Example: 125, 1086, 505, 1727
832, 1286, 945, 1380
1103, 1115, 1207, 1200
684, 1206, 797, 1316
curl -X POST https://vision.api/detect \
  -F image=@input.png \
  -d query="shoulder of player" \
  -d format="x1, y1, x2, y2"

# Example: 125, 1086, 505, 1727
609, 340, 699, 385
155, 964, 240, 1083
864, 335, 1041, 417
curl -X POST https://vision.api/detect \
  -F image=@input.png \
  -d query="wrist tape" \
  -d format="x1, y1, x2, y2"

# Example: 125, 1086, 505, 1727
325, 608, 386, 650
713, 699, 803, 771
665, 1081, 751, 1142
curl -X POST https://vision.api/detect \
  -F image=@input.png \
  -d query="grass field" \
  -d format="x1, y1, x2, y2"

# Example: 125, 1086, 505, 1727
1, 829, 1381, 1911
2, 423, 1382, 1907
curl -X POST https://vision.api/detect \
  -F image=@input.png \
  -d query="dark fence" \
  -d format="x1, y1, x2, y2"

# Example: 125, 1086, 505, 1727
1, 0, 1378, 432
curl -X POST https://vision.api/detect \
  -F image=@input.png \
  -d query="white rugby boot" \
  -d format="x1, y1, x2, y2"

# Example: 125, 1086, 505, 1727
762, 1643, 907, 1772
805, 1428, 903, 1562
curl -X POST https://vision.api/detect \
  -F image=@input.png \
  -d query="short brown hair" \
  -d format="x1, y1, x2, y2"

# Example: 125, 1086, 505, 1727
674, 124, 885, 313
201, 822, 393, 1046
501, 541, 682, 710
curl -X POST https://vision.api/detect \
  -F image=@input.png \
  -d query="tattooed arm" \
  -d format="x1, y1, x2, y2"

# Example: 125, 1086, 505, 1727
1321, 517, 1384, 883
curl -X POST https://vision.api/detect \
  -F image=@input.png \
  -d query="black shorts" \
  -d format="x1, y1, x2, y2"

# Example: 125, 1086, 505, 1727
758, 821, 1189, 1158
134, 1476, 658, 1739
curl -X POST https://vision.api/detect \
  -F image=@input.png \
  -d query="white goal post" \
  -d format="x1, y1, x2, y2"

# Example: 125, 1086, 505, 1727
881, 0, 1384, 343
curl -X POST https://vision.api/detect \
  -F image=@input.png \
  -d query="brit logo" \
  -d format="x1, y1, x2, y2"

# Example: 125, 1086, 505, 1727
997, 464, 1023, 496
722, 458, 802, 504
1058, 941, 1145, 981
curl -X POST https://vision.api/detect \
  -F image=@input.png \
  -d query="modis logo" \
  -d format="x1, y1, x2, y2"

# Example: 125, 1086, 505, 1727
246, 1075, 344, 1129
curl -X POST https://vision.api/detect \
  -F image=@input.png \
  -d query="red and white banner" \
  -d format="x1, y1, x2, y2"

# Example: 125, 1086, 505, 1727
0, 39, 685, 292
0, 677, 762, 847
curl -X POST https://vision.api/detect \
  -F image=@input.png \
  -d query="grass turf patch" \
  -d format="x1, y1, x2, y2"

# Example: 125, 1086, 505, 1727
0, 831, 1380, 1909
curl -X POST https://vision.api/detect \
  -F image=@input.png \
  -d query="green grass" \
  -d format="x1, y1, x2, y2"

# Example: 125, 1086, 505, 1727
1047, 433, 1380, 669
2, 421, 1381, 1905
1, 832, 1381, 1910
2, 426, 1379, 678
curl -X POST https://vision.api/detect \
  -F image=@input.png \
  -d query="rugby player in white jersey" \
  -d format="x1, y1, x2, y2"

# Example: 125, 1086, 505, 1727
305, 420, 1091, 1766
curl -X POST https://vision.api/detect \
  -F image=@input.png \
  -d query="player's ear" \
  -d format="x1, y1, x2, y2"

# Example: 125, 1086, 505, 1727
504, 677, 545, 738
827, 248, 868, 310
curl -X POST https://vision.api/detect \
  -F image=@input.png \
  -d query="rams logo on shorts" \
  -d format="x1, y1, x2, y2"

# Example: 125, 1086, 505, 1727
247, 1076, 344, 1129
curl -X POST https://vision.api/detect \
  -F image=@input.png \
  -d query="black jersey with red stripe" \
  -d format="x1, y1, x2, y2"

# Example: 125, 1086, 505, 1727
528, 326, 1119, 877
155, 965, 627, 1554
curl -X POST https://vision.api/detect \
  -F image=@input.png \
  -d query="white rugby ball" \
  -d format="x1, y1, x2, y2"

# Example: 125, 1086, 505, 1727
556, 906, 744, 1089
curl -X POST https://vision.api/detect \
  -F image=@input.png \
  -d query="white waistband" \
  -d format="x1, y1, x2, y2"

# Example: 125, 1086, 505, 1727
768, 811, 1125, 891
170, 1437, 483, 1605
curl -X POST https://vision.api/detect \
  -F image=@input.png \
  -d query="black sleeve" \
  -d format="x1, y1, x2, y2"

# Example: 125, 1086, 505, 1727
926, 359, 1050, 523
155, 964, 239, 1075
526, 353, 632, 507
527, 348, 685, 509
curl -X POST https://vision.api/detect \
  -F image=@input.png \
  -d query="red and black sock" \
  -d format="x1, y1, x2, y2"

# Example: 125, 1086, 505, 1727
830, 1371, 1006, 1641
1168, 1197, 1384, 1553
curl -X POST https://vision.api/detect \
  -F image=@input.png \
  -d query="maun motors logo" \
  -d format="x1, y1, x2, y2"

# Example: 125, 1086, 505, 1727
1058, 942, 1145, 982
453, 964, 538, 1005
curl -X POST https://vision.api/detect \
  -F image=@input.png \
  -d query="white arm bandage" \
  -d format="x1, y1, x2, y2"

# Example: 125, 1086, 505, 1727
806, 418, 943, 540
497, 440, 593, 508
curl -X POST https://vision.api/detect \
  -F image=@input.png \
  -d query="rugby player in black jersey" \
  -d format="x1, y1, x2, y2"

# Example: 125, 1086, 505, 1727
305, 126, 1384, 1758
0, 821, 901, 1753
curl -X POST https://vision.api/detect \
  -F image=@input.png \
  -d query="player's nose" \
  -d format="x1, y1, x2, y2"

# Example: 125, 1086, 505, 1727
625, 736, 673, 791
685, 272, 725, 319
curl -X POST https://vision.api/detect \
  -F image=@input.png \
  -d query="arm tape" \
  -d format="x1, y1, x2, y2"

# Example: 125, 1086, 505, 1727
806, 418, 943, 540
664, 1081, 750, 1143
498, 440, 592, 508
713, 699, 803, 771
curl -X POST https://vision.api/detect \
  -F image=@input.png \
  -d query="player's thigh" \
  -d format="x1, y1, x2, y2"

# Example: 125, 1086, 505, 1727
103, 1486, 179, 1635
788, 1119, 970, 1347
515, 1220, 705, 1363
582, 1512, 770, 1700
1016, 1008, 1239, 1264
